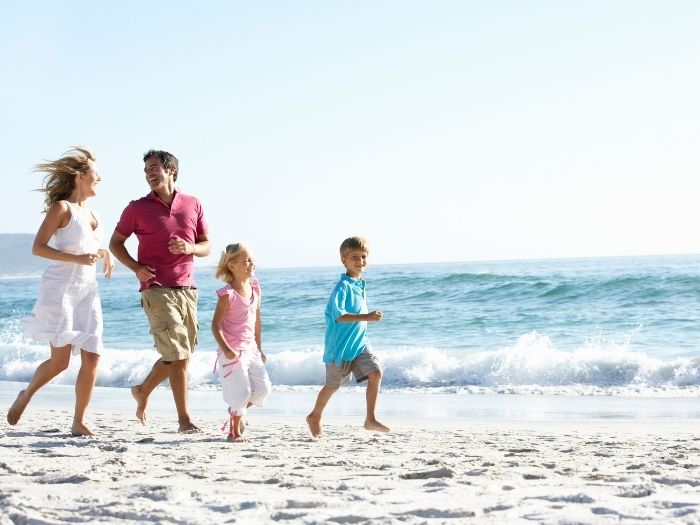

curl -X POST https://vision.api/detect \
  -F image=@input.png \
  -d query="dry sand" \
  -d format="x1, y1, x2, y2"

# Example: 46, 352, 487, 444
1, 408, 700, 524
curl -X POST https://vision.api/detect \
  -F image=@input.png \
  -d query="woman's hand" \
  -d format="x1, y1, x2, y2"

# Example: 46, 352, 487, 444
76, 253, 100, 266
98, 249, 115, 279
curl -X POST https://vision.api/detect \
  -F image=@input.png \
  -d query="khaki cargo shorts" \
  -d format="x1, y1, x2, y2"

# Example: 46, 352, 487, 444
325, 347, 381, 388
141, 287, 198, 362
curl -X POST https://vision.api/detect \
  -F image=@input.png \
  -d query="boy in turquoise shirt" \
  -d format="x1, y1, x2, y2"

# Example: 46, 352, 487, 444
306, 236, 390, 437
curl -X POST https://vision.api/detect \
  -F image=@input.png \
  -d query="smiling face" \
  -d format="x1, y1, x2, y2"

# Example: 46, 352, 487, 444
227, 249, 256, 281
144, 157, 174, 194
78, 160, 101, 197
341, 250, 368, 279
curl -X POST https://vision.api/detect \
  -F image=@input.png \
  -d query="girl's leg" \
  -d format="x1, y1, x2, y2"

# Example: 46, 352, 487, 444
227, 413, 249, 442
247, 358, 272, 408
72, 350, 99, 436
219, 355, 251, 438
7, 344, 72, 426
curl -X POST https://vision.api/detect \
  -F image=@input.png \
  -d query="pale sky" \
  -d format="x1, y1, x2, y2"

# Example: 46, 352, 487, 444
2, 1, 699, 268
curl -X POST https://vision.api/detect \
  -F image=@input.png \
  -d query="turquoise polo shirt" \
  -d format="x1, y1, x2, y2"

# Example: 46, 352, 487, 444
323, 274, 369, 366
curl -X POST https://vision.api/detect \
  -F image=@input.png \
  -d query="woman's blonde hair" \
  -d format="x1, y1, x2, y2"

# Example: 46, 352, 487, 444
215, 242, 252, 282
34, 146, 96, 212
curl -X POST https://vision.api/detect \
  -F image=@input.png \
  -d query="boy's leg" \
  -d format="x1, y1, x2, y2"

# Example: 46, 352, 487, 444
364, 370, 390, 433
307, 361, 351, 437
306, 385, 338, 437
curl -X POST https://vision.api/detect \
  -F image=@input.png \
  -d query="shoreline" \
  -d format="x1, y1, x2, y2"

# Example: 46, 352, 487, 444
2, 380, 700, 429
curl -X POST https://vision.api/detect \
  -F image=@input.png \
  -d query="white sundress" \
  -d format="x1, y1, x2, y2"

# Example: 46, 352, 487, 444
22, 201, 104, 355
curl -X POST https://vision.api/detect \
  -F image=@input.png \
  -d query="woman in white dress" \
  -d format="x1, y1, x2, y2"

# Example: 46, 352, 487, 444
7, 147, 114, 436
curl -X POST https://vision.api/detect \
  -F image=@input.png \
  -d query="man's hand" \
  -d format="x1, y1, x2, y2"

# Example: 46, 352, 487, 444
168, 236, 192, 255
135, 263, 156, 283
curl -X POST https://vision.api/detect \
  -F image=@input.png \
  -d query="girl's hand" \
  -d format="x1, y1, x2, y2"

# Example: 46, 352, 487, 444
223, 349, 238, 361
99, 249, 115, 279
76, 253, 100, 266
259, 351, 267, 364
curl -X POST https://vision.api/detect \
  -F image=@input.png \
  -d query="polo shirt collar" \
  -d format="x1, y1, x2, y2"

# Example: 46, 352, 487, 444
148, 188, 180, 208
340, 273, 365, 287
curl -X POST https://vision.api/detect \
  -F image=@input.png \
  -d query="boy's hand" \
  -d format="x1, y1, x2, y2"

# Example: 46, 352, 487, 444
367, 310, 383, 322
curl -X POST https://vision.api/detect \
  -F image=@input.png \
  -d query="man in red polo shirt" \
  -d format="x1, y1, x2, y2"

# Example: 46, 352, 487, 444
110, 150, 211, 432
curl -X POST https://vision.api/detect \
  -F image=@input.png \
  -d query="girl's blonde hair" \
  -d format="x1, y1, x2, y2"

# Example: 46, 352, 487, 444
215, 242, 252, 282
35, 146, 96, 212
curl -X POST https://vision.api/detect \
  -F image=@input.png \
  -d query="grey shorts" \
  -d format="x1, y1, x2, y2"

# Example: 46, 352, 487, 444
325, 348, 381, 388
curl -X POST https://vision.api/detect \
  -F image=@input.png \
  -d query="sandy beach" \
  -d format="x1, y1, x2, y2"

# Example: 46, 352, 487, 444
1, 386, 700, 524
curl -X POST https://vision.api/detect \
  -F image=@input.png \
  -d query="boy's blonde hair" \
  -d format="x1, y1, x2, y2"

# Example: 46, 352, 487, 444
215, 242, 252, 282
35, 146, 96, 213
339, 236, 370, 257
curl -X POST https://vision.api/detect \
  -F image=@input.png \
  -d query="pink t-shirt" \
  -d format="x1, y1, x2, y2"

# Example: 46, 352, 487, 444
115, 190, 208, 291
216, 279, 261, 352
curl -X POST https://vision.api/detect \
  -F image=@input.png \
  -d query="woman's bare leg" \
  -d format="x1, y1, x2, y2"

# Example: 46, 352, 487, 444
71, 350, 99, 436
7, 344, 71, 426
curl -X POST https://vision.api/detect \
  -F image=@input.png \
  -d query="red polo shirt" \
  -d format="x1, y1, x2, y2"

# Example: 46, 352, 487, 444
115, 190, 209, 291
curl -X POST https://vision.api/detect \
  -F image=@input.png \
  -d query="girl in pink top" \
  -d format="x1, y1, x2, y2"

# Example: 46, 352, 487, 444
211, 243, 271, 442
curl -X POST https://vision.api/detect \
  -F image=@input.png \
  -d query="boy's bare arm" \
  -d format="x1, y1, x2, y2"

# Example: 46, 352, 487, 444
336, 311, 383, 323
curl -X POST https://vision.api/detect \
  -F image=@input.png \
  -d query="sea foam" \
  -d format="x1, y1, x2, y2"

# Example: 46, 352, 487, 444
2, 331, 699, 396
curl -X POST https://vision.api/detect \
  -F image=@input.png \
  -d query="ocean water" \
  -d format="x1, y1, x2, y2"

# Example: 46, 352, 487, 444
2, 255, 700, 397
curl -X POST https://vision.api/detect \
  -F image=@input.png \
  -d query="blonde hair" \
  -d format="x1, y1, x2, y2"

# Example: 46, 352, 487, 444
215, 242, 252, 282
340, 236, 370, 257
34, 146, 96, 212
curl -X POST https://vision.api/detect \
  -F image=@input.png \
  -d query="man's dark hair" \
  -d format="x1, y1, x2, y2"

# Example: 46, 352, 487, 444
143, 149, 179, 181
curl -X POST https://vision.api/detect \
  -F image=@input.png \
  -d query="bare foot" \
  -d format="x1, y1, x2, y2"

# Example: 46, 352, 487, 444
131, 386, 148, 425
71, 422, 96, 437
178, 421, 202, 433
7, 390, 28, 426
306, 414, 322, 437
226, 434, 249, 443
364, 419, 390, 433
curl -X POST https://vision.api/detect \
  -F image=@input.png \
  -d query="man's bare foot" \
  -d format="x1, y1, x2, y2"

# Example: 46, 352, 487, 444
178, 421, 202, 433
364, 419, 390, 433
306, 414, 322, 437
226, 434, 249, 443
7, 390, 28, 426
71, 422, 96, 437
131, 386, 148, 425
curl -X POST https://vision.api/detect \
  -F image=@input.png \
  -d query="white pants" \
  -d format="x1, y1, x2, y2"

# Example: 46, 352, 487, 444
218, 350, 271, 416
